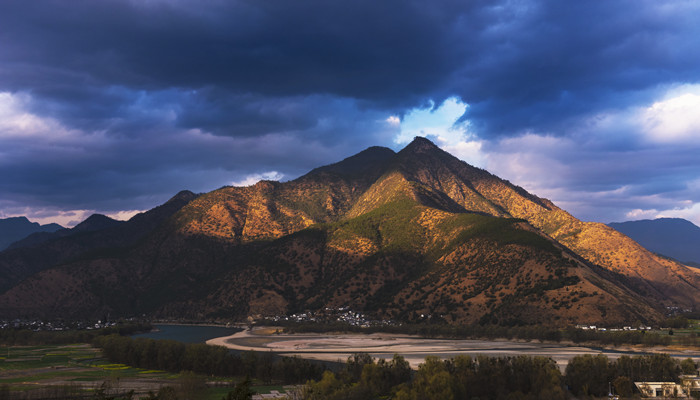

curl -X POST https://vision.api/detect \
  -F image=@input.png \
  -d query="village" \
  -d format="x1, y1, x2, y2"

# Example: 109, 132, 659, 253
266, 307, 398, 328
0, 319, 117, 331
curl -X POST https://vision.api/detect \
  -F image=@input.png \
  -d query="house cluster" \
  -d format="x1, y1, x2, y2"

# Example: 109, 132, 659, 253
267, 307, 397, 328
635, 375, 700, 398
0, 319, 116, 331
666, 305, 693, 315
576, 325, 653, 331
252, 389, 288, 400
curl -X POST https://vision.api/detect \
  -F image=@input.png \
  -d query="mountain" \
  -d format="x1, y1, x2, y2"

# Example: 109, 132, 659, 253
7, 214, 124, 250
608, 218, 700, 266
0, 138, 697, 325
0, 217, 63, 250
0, 191, 198, 293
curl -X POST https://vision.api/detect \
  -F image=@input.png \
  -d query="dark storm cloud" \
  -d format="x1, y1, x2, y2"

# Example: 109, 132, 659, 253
0, 90, 397, 216
0, 0, 465, 109
457, 2, 700, 136
485, 130, 700, 224
3, 0, 698, 136
0, 1, 700, 135
1, 0, 700, 224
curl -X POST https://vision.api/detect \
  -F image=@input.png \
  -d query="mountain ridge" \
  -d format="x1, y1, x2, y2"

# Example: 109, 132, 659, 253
0, 191, 198, 293
608, 218, 700, 266
0, 217, 63, 251
0, 138, 697, 325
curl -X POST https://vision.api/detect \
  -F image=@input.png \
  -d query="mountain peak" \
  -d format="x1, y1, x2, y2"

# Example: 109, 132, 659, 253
403, 136, 441, 153
3, 216, 31, 224
397, 137, 459, 167
167, 190, 198, 204
652, 217, 699, 227
72, 214, 123, 233
0, 216, 53, 251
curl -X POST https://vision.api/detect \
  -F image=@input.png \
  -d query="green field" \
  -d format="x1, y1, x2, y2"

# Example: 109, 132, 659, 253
0, 344, 170, 398
650, 318, 700, 346
0, 344, 291, 399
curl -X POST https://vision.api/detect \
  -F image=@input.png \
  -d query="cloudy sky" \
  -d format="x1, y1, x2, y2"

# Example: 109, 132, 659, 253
2, 0, 700, 227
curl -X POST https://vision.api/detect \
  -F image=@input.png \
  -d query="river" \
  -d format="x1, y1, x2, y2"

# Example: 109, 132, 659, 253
132, 324, 700, 371
207, 327, 700, 371
133, 324, 242, 343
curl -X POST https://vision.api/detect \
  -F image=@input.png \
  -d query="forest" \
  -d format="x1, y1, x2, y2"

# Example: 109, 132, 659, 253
93, 335, 324, 385
301, 353, 698, 400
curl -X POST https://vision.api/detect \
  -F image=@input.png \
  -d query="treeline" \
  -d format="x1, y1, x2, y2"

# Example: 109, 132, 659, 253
279, 321, 563, 341
562, 326, 675, 346
278, 321, 681, 346
302, 354, 412, 400
93, 335, 324, 384
0, 323, 151, 345
565, 354, 699, 397
302, 353, 699, 400
302, 354, 566, 400
664, 316, 692, 328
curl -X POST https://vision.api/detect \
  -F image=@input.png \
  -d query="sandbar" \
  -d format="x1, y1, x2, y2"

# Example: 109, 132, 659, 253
207, 328, 700, 370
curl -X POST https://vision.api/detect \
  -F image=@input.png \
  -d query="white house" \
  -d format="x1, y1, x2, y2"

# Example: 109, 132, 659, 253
634, 382, 686, 398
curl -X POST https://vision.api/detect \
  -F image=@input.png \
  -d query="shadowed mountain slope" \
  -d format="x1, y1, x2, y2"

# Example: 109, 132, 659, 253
0, 191, 198, 293
0, 217, 63, 251
6, 214, 123, 250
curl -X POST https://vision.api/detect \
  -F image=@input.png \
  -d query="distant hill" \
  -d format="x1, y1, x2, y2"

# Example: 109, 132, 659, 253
609, 218, 700, 266
7, 214, 124, 250
0, 191, 198, 293
2, 138, 697, 326
0, 217, 63, 250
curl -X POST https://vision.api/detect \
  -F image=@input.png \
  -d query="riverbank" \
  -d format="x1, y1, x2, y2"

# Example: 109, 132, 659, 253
207, 327, 700, 370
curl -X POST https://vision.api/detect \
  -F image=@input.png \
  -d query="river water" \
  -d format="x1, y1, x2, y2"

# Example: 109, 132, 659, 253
133, 324, 241, 343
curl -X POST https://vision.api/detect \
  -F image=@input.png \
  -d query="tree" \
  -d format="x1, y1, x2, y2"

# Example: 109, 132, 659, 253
156, 386, 178, 400
681, 358, 698, 375
241, 351, 259, 378
256, 351, 274, 384
564, 354, 612, 396
359, 362, 385, 395
408, 356, 455, 400
224, 376, 255, 400
613, 376, 634, 398
345, 353, 374, 382
179, 371, 207, 400
303, 371, 343, 400
387, 354, 412, 387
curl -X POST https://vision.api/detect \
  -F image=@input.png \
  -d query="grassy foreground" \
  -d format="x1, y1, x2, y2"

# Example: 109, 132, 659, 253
0, 343, 290, 399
